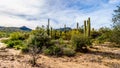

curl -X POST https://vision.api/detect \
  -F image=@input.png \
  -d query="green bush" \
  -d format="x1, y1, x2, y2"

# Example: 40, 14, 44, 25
1, 39, 9, 44
110, 30, 120, 45
6, 40, 23, 48
20, 46, 29, 53
43, 48, 53, 55
10, 32, 29, 40
63, 48, 75, 57
43, 45, 62, 56
71, 34, 91, 52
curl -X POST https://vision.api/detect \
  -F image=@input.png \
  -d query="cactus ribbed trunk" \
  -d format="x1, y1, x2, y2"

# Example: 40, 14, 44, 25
64, 24, 66, 35
47, 19, 50, 36
51, 27, 52, 37
84, 20, 87, 37
64, 24, 66, 40
77, 22, 79, 30
87, 17, 91, 37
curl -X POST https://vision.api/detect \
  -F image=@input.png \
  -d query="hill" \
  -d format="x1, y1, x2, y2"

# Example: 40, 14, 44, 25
0, 26, 32, 32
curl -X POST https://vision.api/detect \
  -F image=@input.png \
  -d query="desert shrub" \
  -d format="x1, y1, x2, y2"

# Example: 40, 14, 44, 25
90, 31, 101, 39
110, 29, 120, 45
71, 34, 91, 52
1, 39, 9, 44
63, 48, 75, 57
43, 48, 52, 55
10, 32, 26, 40
97, 31, 112, 43
6, 40, 23, 48
59, 38, 64, 44
43, 45, 62, 56
20, 45, 29, 53
43, 44, 76, 57
31, 27, 52, 48
14, 45, 21, 50
26, 35, 40, 66
0, 32, 6, 38
26, 27, 53, 66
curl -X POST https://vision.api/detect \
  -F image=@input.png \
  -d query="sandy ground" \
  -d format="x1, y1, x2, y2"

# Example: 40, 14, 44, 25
0, 39, 120, 68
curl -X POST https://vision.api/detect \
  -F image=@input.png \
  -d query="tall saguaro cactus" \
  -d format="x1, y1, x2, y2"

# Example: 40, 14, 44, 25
64, 24, 66, 40
84, 17, 91, 37
64, 24, 66, 35
51, 27, 52, 37
77, 22, 79, 30
84, 20, 87, 36
87, 17, 91, 37
47, 19, 50, 36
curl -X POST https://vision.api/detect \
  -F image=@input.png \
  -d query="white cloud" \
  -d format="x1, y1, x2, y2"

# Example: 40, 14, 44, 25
109, 0, 120, 4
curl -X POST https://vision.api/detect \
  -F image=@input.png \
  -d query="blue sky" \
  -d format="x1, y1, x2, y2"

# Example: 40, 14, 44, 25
0, 0, 120, 29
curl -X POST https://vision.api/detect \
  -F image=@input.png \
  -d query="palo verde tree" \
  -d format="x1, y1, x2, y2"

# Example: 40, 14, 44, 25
112, 5, 120, 44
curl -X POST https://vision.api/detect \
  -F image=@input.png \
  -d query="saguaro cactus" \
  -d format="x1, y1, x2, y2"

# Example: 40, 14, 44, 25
51, 27, 52, 37
87, 17, 91, 37
47, 19, 50, 36
64, 24, 66, 35
77, 22, 79, 30
64, 24, 66, 40
84, 17, 91, 37
84, 20, 87, 36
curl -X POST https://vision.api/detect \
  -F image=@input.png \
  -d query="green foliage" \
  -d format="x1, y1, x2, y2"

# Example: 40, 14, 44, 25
59, 38, 64, 44
110, 30, 120, 44
6, 40, 23, 48
71, 34, 91, 52
31, 27, 51, 48
43, 44, 76, 57
43, 45, 62, 56
63, 48, 75, 57
0, 32, 7, 38
1, 39, 9, 44
111, 5, 120, 45
91, 31, 101, 39
97, 27, 112, 43
10, 32, 29, 40
20, 45, 29, 53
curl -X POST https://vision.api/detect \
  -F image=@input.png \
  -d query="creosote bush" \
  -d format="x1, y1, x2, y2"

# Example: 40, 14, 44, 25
71, 34, 91, 52
43, 44, 76, 57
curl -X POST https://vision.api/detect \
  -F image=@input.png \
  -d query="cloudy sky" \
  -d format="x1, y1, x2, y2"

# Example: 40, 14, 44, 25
0, 0, 120, 29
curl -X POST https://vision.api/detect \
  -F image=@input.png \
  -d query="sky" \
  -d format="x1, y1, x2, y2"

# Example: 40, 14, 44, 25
0, 0, 120, 29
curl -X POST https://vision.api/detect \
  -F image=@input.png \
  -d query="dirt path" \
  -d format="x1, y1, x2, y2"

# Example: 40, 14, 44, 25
0, 39, 120, 68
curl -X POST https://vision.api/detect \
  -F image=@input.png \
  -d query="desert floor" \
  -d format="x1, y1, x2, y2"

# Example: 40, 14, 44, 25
0, 39, 120, 68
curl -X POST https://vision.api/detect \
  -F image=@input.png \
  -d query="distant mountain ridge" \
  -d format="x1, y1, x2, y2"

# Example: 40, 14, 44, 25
0, 26, 32, 32
55, 27, 72, 31
19, 26, 32, 31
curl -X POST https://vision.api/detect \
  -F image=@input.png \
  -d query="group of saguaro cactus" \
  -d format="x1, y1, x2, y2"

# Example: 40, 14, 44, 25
84, 17, 91, 37
47, 18, 91, 38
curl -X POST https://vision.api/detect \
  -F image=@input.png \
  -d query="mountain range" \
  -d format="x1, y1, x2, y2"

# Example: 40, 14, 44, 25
0, 26, 32, 32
